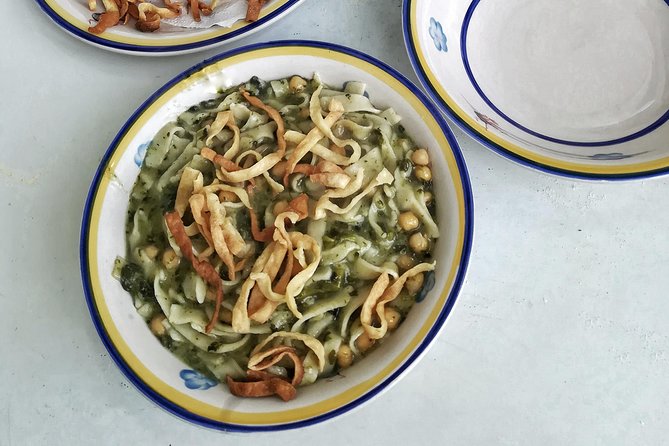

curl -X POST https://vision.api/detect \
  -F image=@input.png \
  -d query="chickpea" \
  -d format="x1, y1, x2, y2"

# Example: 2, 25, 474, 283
414, 165, 432, 182
289, 75, 307, 93
142, 244, 159, 260
397, 254, 415, 271
411, 148, 430, 166
355, 332, 375, 353
399, 211, 419, 231
271, 161, 287, 178
384, 307, 402, 330
273, 200, 290, 216
337, 344, 354, 369
409, 233, 429, 253
162, 248, 180, 270
423, 191, 433, 204
405, 272, 425, 295
149, 314, 166, 336
218, 190, 238, 202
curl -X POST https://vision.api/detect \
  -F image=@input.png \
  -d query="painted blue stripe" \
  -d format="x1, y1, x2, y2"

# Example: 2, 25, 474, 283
34, 0, 303, 54
402, 0, 669, 180
79, 40, 474, 432
460, 0, 669, 147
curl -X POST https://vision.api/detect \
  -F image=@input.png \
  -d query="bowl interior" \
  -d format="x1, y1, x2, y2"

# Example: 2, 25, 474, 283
83, 43, 471, 429
406, 0, 669, 178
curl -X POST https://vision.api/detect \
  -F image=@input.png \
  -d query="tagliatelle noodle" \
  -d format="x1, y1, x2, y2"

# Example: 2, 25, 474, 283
205, 111, 242, 162
284, 131, 355, 166
175, 167, 203, 217
251, 331, 325, 372
284, 93, 345, 183
164, 212, 223, 333
314, 168, 394, 219
207, 193, 237, 280
360, 262, 436, 339
309, 86, 362, 164
247, 346, 304, 386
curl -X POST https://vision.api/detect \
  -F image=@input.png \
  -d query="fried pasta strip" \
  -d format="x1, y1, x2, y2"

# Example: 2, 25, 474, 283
88, 0, 119, 34
209, 92, 285, 184
284, 130, 355, 166
314, 168, 394, 219
226, 375, 296, 401
248, 346, 305, 386
201, 147, 242, 173
309, 86, 362, 164
175, 167, 203, 217
284, 98, 344, 185
164, 211, 223, 333
207, 193, 237, 280
138, 3, 179, 20
245, 0, 266, 21
249, 193, 308, 243
227, 346, 304, 401
88, 0, 268, 35
205, 111, 241, 159
189, 0, 201, 21
241, 90, 287, 158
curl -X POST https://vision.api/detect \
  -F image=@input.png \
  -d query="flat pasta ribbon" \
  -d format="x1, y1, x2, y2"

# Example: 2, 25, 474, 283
251, 331, 326, 373
203, 90, 289, 184
283, 92, 345, 185
360, 262, 436, 339
248, 346, 305, 386
164, 211, 223, 333
314, 168, 394, 219
205, 111, 241, 159
226, 374, 296, 402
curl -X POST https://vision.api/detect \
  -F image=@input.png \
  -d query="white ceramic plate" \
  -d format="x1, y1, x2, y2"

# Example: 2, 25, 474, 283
404, 0, 669, 179
80, 41, 473, 431
35, 0, 305, 55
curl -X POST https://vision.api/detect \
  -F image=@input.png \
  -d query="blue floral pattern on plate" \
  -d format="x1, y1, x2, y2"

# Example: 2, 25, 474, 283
180, 369, 217, 390
134, 141, 150, 167
429, 18, 447, 52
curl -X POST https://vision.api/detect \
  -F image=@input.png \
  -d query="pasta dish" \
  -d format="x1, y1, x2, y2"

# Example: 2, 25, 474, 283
115, 75, 438, 401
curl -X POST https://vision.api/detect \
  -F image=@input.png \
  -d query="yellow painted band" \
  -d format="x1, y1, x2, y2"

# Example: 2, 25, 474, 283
86, 45, 467, 425
43, 0, 291, 47
409, 2, 669, 176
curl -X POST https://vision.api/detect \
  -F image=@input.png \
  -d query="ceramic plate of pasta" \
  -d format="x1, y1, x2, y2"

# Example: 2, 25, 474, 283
35, 0, 305, 55
80, 40, 473, 431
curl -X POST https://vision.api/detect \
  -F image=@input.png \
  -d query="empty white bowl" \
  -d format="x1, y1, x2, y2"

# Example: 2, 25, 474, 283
79, 41, 473, 431
404, 0, 669, 179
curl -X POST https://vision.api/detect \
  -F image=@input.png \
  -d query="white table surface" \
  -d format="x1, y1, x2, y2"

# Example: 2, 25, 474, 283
2, 1, 668, 444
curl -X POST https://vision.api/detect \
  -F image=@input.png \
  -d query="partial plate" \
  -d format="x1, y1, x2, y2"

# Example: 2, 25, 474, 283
35, 0, 305, 56
403, 0, 669, 179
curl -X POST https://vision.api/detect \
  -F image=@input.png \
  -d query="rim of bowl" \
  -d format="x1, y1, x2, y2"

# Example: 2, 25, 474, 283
34, 0, 304, 55
402, 0, 669, 181
79, 39, 474, 432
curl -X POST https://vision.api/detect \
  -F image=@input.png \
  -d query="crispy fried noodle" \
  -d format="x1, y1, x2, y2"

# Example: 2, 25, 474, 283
116, 75, 439, 401
86, 0, 268, 35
